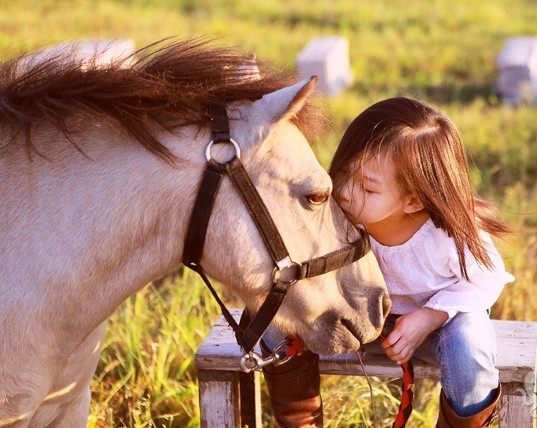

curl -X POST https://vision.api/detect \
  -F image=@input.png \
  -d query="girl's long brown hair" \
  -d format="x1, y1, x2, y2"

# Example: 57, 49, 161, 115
329, 97, 510, 279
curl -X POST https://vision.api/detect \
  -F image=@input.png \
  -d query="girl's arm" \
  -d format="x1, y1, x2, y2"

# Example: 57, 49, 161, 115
381, 308, 447, 364
424, 231, 513, 318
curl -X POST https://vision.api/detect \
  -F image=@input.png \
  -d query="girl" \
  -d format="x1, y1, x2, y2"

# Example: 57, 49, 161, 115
262, 97, 514, 427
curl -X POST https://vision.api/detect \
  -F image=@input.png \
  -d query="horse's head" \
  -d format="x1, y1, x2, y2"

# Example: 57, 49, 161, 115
198, 78, 390, 355
0, 38, 388, 357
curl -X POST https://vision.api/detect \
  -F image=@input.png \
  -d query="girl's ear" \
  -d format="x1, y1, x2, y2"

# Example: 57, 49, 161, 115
403, 194, 425, 214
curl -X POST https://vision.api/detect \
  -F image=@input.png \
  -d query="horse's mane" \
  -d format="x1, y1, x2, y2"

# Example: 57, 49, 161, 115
0, 38, 325, 161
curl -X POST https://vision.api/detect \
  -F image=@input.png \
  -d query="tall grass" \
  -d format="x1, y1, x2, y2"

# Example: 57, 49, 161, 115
3, 0, 536, 426
88, 272, 222, 428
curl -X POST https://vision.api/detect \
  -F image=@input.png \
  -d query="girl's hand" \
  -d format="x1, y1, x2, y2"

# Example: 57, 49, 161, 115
381, 308, 448, 365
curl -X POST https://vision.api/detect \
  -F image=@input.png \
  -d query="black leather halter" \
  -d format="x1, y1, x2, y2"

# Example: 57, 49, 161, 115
182, 104, 371, 370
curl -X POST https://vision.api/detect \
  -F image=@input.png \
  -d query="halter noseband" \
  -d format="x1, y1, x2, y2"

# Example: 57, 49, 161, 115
182, 104, 371, 372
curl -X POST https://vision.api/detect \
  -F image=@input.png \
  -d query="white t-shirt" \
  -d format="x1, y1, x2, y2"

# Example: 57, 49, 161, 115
369, 218, 515, 320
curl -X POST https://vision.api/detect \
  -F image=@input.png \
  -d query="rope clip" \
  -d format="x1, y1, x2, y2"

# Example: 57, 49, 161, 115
239, 338, 292, 373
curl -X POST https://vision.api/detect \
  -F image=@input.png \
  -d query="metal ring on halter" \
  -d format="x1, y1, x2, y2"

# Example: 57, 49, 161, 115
205, 138, 241, 162
271, 257, 301, 285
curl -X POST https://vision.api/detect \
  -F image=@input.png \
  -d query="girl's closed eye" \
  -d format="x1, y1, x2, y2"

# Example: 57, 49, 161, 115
363, 183, 379, 194
362, 182, 380, 194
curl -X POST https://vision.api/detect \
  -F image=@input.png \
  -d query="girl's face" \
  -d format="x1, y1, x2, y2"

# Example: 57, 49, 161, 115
335, 154, 406, 229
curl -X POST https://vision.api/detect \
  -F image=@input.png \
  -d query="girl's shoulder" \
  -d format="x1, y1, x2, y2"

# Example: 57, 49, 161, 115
371, 218, 452, 253
369, 218, 464, 273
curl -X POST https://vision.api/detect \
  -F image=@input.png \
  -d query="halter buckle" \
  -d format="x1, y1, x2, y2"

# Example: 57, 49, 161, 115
272, 257, 301, 285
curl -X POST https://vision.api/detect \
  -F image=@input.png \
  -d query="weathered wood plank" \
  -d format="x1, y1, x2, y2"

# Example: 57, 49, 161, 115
196, 312, 537, 382
198, 370, 240, 428
196, 309, 257, 372
499, 382, 536, 428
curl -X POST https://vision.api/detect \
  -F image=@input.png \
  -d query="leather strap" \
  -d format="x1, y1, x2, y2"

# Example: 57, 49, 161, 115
225, 158, 289, 264
239, 281, 293, 351
182, 162, 225, 266
208, 104, 233, 143
298, 230, 370, 280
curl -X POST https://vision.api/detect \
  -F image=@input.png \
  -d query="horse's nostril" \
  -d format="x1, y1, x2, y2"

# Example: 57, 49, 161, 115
383, 293, 392, 318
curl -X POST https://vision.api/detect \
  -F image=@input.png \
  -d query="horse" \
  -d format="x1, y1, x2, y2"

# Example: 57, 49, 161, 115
0, 39, 389, 427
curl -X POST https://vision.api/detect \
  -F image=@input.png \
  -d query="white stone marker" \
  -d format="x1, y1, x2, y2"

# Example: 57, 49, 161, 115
496, 36, 537, 104
297, 36, 353, 96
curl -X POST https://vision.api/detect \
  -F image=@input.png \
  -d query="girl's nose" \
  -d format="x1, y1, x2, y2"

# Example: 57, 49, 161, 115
337, 181, 351, 203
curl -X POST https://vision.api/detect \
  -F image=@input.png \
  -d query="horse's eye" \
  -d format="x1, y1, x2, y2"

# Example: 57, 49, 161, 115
307, 192, 329, 205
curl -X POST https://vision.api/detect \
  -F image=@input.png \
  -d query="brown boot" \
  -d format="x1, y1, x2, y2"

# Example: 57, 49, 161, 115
262, 343, 323, 428
437, 385, 501, 427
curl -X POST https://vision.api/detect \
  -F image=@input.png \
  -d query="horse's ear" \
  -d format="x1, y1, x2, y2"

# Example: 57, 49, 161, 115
256, 76, 318, 124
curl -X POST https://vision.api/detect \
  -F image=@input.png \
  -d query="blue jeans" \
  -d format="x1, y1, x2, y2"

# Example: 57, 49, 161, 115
365, 311, 499, 416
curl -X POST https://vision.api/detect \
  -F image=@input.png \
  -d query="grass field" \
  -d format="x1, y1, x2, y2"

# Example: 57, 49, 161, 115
2, 0, 536, 426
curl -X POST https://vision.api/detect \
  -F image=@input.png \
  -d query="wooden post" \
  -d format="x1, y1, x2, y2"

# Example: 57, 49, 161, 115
198, 370, 241, 428
196, 309, 262, 428
239, 371, 262, 428
499, 382, 536, 428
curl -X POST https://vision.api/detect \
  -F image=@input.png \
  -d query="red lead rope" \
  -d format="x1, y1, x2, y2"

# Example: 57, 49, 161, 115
285, 335, 414, 428
379, 334, 415, 428
392, 359, 414, 428
284, 335, 305, 357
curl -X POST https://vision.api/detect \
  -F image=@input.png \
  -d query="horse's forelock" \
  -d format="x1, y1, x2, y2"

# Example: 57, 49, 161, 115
0, 38, 326, 161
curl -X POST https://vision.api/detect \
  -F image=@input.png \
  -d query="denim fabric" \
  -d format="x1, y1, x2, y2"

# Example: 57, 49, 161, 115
262, 323, 291, 354
365, 311, 499, 416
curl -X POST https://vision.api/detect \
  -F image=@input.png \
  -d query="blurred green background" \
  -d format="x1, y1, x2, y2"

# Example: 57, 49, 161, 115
2, 1, 536, 426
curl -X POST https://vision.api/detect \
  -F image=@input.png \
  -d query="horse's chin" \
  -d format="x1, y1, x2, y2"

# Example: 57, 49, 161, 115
304, 330, 361, 356
297, 312, 383, 355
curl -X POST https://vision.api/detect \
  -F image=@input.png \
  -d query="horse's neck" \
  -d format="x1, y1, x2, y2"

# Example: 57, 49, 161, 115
0, 122, 199, 338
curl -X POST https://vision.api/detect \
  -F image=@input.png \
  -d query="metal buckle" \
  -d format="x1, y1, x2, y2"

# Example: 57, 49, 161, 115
239, 351, 279, 373
271, 257, 301, 285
